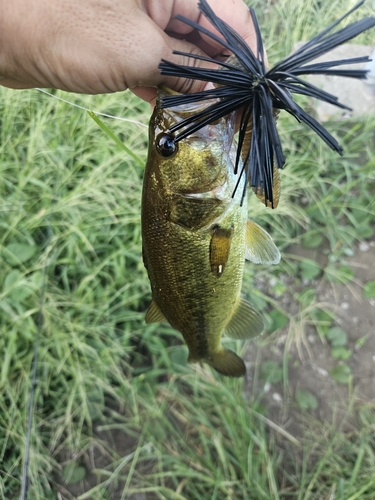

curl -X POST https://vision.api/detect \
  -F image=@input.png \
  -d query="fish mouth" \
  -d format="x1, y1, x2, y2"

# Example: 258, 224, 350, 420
157, 86, 215, 114
156, 86, 229, 140
182, 181, 228, 199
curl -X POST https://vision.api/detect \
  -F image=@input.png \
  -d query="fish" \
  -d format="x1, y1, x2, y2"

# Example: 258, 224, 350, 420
141, 88, 280, 377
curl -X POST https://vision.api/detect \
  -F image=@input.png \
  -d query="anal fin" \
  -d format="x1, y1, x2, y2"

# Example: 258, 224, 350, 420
225, 298, 264, 339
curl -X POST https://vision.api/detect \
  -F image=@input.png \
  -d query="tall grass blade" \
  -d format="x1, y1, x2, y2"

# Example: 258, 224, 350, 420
88, 111, 143, 166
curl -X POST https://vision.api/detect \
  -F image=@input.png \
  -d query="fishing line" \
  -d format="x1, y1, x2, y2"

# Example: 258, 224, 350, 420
36, 88, 148, 128
20, 204, 55, 500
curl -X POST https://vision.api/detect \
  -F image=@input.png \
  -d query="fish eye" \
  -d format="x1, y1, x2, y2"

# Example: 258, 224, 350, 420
156, 133, 178, 158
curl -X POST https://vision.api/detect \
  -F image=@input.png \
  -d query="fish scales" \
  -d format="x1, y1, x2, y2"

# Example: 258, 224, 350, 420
141, 89, 279, 377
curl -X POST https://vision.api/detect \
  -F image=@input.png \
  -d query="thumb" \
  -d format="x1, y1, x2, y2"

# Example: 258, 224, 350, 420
130, 34, 218, 105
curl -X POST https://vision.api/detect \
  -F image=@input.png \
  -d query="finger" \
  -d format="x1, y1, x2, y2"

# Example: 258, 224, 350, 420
124, 12, 218, 95
164, 0, 257, 57
129, 1, 261, 100
131, 86, 157, 105
0, 77, 34, 90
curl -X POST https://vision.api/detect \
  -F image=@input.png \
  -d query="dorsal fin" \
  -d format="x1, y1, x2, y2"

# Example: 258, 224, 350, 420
245, 220, 281, 265
225, 298, 264, 339
252, 161, 281, 209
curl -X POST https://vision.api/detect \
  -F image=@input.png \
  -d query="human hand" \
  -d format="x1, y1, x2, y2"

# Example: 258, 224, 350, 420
0, 0, 256, 103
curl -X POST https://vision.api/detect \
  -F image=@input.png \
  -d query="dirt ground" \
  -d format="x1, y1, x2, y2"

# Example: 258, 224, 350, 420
244, 239, 375, 436
244, 43, 375, 436
59, 241, 375, 499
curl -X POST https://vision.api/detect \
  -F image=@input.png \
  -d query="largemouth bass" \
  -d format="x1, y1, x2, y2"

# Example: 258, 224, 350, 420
141, 88, 280, 377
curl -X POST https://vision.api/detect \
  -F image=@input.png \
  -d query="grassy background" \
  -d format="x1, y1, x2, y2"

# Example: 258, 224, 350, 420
1, 0, 375, 498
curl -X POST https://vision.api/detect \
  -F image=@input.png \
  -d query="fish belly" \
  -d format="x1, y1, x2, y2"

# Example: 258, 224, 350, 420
142, 198, 247, 362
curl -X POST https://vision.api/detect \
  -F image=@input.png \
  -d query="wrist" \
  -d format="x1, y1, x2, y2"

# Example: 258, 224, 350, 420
0, 0, 72, 90
0, 0, 40, 86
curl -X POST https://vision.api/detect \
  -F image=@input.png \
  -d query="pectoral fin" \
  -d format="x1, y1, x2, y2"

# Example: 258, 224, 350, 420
145, 300, 167, 324
225, 298, 264, 339
245, 220, 281, 265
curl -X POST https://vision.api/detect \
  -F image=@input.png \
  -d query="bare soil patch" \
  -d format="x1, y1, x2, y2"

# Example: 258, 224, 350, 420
244, 240, 375, 436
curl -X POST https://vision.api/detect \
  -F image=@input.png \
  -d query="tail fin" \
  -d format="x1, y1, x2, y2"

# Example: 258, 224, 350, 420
206, 349, 246, 378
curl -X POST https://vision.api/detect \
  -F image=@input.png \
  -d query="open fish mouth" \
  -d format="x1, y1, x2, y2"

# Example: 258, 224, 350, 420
157, 87, 234, 143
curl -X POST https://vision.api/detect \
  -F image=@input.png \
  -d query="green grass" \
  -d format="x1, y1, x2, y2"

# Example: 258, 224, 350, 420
1, 1, 375, 498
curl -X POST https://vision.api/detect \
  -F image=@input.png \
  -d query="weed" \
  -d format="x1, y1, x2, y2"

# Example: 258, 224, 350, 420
1, 0, 375, 498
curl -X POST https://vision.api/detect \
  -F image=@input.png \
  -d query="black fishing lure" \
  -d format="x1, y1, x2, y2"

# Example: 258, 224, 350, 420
159, 0, 375, 207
